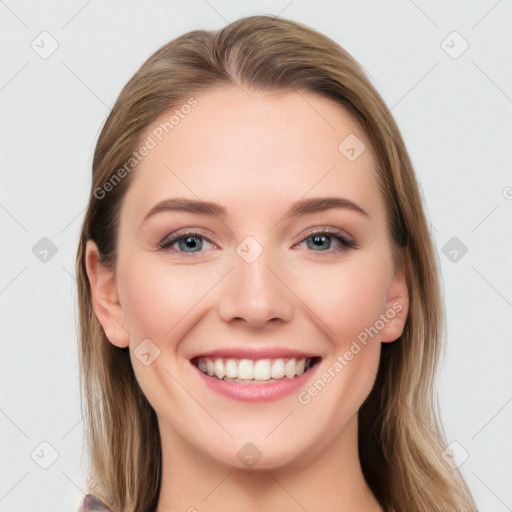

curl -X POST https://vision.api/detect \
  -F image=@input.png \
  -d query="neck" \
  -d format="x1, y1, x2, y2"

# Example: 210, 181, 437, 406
155, 415, 382, 512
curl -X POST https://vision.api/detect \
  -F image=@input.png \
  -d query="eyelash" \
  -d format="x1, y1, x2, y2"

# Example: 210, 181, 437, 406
157, 228, 358, 256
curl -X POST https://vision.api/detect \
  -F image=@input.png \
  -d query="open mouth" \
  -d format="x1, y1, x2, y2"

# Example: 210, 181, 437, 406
191, 356, 322, 383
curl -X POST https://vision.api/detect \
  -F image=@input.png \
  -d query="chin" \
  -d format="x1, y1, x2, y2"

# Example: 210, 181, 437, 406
201, 433, 316, 472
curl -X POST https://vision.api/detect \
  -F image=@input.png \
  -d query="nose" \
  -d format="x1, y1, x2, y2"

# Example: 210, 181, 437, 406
217, 249, 294, 329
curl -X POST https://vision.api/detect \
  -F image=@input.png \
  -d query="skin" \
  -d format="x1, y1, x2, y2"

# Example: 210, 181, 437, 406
86, 85, 409, 512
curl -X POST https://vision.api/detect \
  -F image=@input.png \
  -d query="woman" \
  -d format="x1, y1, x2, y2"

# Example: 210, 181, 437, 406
76, 14, 478, 512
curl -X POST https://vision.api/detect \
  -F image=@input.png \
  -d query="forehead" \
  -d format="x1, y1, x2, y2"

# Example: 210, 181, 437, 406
120, 86, 383, 228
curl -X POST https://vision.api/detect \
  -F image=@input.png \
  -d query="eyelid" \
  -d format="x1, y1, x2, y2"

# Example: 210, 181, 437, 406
293, 226, 357, 247
157, 228, 218, 251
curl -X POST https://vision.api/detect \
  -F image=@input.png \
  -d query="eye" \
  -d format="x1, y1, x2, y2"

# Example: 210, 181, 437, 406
294, 228, 358, 254
158, 230, 216, 255
157, 227, 358, 256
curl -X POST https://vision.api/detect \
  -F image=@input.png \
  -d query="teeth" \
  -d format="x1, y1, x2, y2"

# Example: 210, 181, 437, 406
225, 359, 238, 378
253, 360, 271, 380
238, 359, 253, 379
214, 359, 225, 379
270, 358, 285, 378
196, 356, 313, 381
285, 358, 296, 378
296, 358, 305, 376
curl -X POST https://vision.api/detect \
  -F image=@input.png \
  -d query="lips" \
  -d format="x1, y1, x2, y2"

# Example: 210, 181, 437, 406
190, 352, 323, 402
190, 347, 321, 360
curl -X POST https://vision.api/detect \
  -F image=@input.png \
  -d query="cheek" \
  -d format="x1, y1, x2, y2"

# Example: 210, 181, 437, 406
117, 255, 222, 343
291, 254, 392, 345
292, 256, 390, 425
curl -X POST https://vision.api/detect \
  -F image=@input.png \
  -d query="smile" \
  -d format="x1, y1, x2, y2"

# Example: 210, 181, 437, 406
193, 356, 321, 382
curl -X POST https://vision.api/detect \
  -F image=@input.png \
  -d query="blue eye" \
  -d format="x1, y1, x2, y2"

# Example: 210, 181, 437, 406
158, 228, 358, 256
158, 231, 215, 254
299, 231, 357, 253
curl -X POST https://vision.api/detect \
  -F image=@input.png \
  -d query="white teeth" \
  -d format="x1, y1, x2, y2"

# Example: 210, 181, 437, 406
285, 358, 296, 379
196, 356, 312, 381
296, 358, 305, 376
238, 359, 253, 379
225, 359, 238, 378
270, 358, 285, 378
214, 359, 225, 379
253, 360, 271, 380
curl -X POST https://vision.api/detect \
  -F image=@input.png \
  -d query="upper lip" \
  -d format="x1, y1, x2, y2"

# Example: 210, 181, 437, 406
190, 347, 322, 360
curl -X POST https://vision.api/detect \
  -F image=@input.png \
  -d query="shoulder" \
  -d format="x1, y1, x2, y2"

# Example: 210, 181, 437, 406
79, 493, 114, 512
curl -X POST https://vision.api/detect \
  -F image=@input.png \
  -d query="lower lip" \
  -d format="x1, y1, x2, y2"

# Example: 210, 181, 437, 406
192, 362, 321, 402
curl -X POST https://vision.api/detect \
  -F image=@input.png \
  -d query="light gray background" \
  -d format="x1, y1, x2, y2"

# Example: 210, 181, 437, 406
1, 1, 511, 510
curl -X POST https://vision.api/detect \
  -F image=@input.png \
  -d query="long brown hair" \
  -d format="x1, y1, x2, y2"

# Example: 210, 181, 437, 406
76, 15, 478, 511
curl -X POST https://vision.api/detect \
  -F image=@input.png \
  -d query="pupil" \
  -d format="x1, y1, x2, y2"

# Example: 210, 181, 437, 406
308, 234, 330, 251
180, 236, 202, 252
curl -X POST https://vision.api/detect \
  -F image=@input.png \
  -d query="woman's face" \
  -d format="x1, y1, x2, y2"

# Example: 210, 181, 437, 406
87, 85, 408, 469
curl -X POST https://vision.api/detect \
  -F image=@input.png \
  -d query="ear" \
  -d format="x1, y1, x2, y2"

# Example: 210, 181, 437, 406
380, 265, 409, 343
84, 240, 130, 348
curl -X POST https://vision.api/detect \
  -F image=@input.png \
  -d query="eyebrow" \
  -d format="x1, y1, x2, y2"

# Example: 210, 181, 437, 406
141, 196, 369, 225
